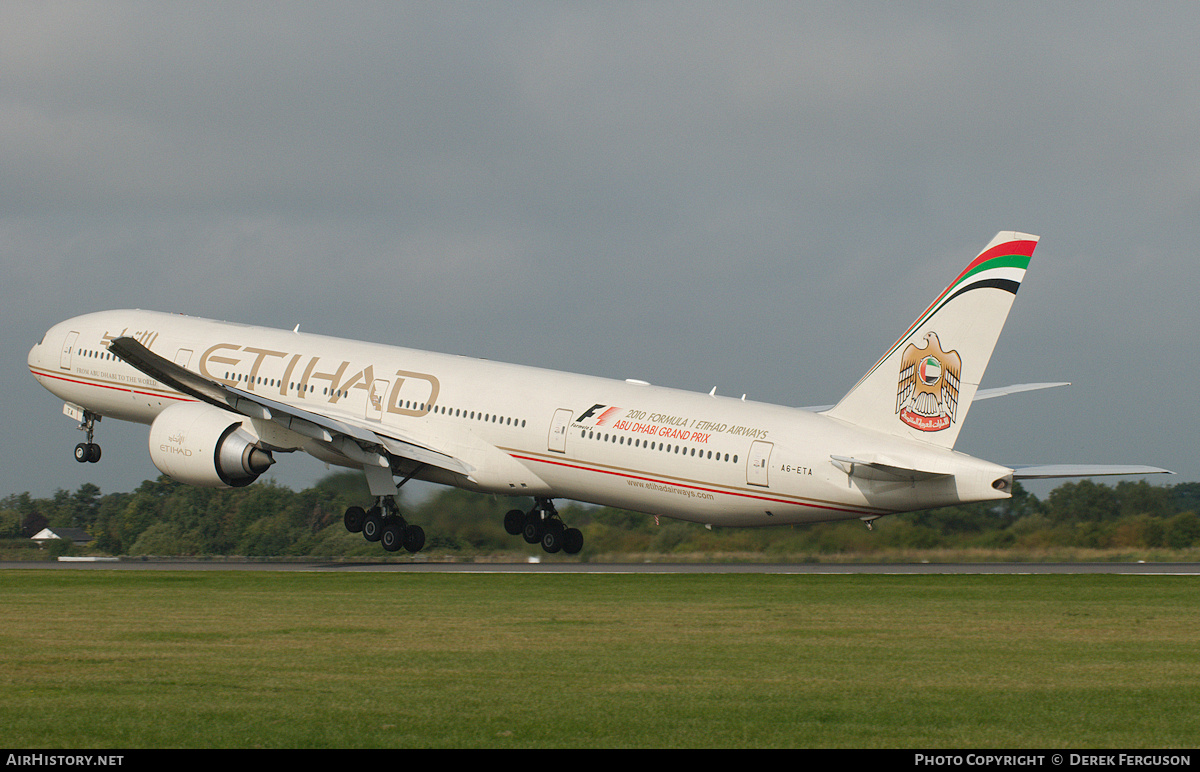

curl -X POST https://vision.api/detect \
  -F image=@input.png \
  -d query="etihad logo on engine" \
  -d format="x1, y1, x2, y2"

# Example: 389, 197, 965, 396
896, 332, 962, 432
160, 432, 192, 456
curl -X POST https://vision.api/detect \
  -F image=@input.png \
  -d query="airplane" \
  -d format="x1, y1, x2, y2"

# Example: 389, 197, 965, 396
27, 232, 1171, 555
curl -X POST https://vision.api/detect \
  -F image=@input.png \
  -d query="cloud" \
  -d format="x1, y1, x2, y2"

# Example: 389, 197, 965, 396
5, 3, 1194, 498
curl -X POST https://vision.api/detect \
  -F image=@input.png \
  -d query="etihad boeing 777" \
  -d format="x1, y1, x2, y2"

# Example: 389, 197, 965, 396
27, 232, 1170, 555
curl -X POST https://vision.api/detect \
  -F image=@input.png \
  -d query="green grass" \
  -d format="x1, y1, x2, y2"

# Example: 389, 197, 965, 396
1, 571, 1197, 748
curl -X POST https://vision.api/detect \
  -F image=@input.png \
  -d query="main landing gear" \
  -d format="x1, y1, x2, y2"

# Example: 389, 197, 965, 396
505, 498, 584, 555
74, 411, 101, 464
344, 496, 426, 554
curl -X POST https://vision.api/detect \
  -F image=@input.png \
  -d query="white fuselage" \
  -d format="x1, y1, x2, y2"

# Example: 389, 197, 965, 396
28, 310, 1013, 527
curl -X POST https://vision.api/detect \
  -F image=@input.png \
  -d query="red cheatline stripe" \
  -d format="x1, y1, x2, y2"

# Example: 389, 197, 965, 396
508, 452, 885, 517
29, 367, 191, 402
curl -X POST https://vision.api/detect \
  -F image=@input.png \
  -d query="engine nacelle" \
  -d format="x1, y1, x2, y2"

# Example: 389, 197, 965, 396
148, 402, 274, 488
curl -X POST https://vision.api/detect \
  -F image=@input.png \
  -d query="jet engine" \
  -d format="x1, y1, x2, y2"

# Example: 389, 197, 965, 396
148, 402, 274, 488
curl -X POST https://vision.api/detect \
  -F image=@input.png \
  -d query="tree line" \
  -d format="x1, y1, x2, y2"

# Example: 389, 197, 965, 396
2, 473, 1198, 559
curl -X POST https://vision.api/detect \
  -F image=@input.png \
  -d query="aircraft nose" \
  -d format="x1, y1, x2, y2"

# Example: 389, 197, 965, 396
28, 329, 50, 372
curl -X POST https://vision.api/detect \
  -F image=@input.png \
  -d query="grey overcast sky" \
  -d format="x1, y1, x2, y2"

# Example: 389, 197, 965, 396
4, 2, 1195, 501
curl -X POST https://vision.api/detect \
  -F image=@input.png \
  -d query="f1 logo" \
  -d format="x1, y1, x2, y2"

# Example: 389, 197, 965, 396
577, 404, 621, 426
577, 404, 607, 422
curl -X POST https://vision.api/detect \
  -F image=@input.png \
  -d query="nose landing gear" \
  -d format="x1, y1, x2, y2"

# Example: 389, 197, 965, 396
73, 410, 101, 464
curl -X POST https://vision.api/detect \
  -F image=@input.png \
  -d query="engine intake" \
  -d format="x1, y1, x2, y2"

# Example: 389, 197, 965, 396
148, 402, 274, 488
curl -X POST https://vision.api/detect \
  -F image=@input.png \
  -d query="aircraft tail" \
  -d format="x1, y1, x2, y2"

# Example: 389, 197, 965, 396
823, 231, 1039, 449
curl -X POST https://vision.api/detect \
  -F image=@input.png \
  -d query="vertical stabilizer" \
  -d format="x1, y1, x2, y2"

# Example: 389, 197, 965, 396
823, 232, 1039, 449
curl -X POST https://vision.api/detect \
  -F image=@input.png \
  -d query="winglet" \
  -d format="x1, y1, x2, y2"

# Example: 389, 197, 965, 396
823, 232, 1039, 449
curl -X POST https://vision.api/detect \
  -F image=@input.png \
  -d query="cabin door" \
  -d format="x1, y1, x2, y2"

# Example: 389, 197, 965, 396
548, 408, 573, 453
747, 440, 774, 487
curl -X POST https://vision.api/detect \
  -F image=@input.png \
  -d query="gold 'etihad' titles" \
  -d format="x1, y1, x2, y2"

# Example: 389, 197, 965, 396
195, 341, 441, 417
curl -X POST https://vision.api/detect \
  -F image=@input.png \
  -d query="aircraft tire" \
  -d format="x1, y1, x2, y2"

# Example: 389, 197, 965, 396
563, 528, 584, 555
403, 524, 425, 553
380, 522, 405, 552
362, 512, 383, 542
541, 520, 565, 554
74, 443, 90, 463
522, 516, 544, 545
503, 509, 525, 536
344, 506, 366, 533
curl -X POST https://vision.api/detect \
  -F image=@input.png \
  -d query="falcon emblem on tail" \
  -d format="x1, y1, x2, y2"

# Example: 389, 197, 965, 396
896, 332, 961, 432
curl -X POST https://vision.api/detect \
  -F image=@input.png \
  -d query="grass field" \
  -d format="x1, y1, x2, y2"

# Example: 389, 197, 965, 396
1, 570, 1197, 748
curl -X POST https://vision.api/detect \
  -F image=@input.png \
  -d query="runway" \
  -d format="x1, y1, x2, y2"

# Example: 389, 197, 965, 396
4, 559, 1199, 574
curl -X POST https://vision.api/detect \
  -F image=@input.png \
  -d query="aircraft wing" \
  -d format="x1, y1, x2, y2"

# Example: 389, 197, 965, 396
1011, 464, 1173, 479
108, 336, 474, 478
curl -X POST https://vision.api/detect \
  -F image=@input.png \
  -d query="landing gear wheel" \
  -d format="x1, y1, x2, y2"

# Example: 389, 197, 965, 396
344, 506, 366, 533
563, 527, 584, 555
403, 524, 425, 554
362, 510, 384, 542
380, 522, 405, 552
73, 412, 101, 464
522, 515, 545, 545
504, 509, 526, 536
541, 520, 565, 554
349, 495, 426, 554
514, 499, 583, 556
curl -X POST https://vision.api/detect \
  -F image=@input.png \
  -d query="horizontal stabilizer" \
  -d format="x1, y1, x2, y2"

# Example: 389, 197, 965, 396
973, 382, 1070, 401
831, 455, 952, 483
801, 381, 1070, 412
1011, 464, 1174, 479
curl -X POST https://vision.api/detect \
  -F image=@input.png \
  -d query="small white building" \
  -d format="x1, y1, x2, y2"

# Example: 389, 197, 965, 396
31, 527, 93, 547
